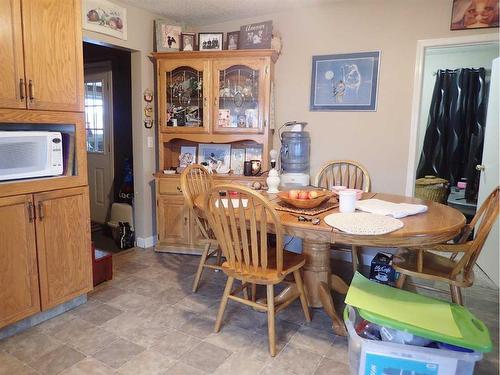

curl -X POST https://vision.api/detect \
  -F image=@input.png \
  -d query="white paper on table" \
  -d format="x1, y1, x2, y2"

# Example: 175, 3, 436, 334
355, 199, 428, 219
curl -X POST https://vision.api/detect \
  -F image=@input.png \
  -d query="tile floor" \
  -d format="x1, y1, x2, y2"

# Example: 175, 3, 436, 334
0, 248, 498, 375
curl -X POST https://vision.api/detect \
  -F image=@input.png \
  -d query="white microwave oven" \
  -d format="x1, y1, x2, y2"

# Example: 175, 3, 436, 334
0, 131, 64, 181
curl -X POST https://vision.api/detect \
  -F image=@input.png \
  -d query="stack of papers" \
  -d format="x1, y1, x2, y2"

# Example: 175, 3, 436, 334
355, 199, 428, 219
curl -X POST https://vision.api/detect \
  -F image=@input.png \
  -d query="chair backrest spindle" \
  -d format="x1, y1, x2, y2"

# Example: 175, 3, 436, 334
315, 160, 371, 192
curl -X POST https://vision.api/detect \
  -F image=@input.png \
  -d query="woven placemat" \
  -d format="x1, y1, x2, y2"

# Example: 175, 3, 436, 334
274, 199, 339, 215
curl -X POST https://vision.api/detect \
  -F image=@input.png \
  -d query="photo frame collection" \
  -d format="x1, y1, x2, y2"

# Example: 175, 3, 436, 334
154, 20, 273, 52
177, 144, 262, 175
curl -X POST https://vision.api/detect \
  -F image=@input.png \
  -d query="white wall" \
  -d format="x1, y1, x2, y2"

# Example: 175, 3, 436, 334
199, 0, 496, 195
83, 1, 174, 246
417, 43, 499, 161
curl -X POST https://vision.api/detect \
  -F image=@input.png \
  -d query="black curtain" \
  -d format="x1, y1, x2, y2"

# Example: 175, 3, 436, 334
416, 68, 487, 203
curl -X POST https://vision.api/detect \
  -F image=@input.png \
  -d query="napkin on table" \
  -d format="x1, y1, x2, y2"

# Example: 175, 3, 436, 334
355, 199, 428, 219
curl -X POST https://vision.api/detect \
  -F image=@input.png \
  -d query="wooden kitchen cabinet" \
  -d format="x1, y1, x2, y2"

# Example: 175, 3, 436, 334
34, 187, 92, 310
157, 195, 190, 246
0, 194, 40, 329
0, 0, 84, 112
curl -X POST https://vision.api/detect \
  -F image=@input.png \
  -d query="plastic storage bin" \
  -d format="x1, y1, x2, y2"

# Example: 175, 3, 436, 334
344, 306, 483, 375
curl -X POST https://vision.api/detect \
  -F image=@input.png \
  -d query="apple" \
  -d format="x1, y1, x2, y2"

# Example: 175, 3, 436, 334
288, 190, 299, 199
298, 191, 309, 200
308, 191, 319, 199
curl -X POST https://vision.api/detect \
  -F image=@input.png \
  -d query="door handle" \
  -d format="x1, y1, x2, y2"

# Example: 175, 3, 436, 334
28, 80, 35, 102
476, 164, 485, 171
37, 202, 44, 221
19, 78, 25, 101
27, 202, 35, 223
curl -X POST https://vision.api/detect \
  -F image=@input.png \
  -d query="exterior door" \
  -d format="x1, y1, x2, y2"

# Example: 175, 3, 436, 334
85, 68, 114, 224
21, 0, 83, 111
0, 0, 26, 109
0, 194, 40, 328
477, 57, 499, 287
34, 187, 92, 310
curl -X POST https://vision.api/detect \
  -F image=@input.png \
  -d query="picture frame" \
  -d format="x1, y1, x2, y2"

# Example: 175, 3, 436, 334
450, 0, 499, 30
180, 32, 196, 51
155, 20, 181, 52
179, 146, 197, 167
310, 51, 380, 111
198, 32, 223, 51
218, 109, 232, 128
83, 0, 127, 40
227, 31, 240, 50
245, 147, 262, 162
230, 148, 245, 175
239, 21, 272, 50
198, 143, 231, 172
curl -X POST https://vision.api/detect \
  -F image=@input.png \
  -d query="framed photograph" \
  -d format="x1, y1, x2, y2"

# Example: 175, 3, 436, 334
310, 51, 380, 111
179, 146, 196, 167
198, 33, 223, 51
180, 33, 196, 51
155, 20, 181, 52
83, 0, 127, 40
218, 109, 232, 127
231, 148, 245, 175
451, 0, 499, 30
239, 21, 272, 49
245, 147, 262, 162
227, 31, 240, 50
198, 143, 231, 172
245, 109, 258, 128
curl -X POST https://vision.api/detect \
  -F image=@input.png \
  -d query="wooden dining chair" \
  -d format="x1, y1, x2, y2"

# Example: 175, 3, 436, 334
393, 186, 499, 305
314, 160, 371, 272
204, 184, 311, 356
180, 164, 222, 292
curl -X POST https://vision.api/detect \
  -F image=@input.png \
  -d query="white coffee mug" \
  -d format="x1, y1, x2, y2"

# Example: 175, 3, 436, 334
339, 190, 357, 213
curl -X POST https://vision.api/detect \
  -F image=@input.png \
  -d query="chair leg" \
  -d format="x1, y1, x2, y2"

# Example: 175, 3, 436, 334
396, 273, 407, 289
216, 247, 222, 266
351, 246, 361, 273
450, 285, 464, 305
266, 284, 276, 357
243, 282, 249, 300
192, 242, 211, 293
251, 283, 257, 302
293, 270, 311, 322
214, 277, 234, 333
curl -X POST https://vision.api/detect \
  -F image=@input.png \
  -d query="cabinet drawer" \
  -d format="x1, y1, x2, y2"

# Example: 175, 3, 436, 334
158, 179, 182, 195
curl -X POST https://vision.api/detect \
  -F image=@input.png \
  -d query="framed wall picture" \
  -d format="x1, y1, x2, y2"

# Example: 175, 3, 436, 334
198, 143, 231, 172
310, 51, 380, 111
451, 0, 499, 30
245, 147, 262, 162
231, 148, 245, 175
198, 33, 223, 51
83, 0, 127, 40
179, 146, 196, 167
180, 33, 196, 51
155, 20, 181, 52
227, 31, 240, 50
239, 21, 272, 49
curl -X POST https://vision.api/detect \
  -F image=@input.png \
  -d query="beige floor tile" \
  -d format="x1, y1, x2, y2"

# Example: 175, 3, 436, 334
212, 351, 266, 375
66, 326, 119, 356
204, 325, 258, 352
150, 329, 201, 359
148, 306, 197, 330
179, 342, 232, 373
70, 300, 123, 326
174, 294, 218, 314
324, 336, 348, 362
313, 357, 349, 375
178, 316, 215, 339
0, 351, 38, 375
264, 343, 322, 375
89, 285, 127, 303
59, 357, 116, 375
0, 330, 62, 364
44, 317, 96, 343
30, 345, 86, 375
106, 292, 154, 312
117, 350, 174, 375
101, 312, 146, 338
92, 338, 145, 369
162, 361, 207, 375
288, 326, 336, 356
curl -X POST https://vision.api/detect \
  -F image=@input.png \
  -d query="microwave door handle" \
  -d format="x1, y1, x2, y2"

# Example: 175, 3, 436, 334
37, 202, 44, 221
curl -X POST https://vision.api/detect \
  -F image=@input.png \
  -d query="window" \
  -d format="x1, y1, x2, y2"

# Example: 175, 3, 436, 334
84, 80, 105, 153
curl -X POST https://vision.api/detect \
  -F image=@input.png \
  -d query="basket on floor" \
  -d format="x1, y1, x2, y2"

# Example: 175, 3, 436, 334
415, 175, 449, 203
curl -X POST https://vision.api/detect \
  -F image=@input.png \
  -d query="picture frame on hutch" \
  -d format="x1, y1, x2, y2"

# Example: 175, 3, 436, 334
198, 33, 223, 51
155, 21, 181, 52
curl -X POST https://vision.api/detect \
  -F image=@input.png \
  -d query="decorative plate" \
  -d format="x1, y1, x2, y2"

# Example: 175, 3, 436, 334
324, 212, 404, 235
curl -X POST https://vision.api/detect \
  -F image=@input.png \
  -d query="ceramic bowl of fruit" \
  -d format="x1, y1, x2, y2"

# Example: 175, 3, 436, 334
278, 189, 333, 209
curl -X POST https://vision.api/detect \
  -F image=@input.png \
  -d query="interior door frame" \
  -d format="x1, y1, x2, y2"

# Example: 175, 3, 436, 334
84, 61, 114, 222
405, 33, 499, 196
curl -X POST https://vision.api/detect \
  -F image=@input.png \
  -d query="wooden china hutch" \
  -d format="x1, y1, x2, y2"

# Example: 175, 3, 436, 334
152, 50, 278, 254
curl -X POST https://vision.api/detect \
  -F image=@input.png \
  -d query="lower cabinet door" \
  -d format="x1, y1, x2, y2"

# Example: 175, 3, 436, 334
157, 196, 190, 244
0, 194, 40, 328
34, 187, 92, 310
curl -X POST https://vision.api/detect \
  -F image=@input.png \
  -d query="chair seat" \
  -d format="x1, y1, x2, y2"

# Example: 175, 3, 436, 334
221, 249, 305, 284
393, 248, 474, 287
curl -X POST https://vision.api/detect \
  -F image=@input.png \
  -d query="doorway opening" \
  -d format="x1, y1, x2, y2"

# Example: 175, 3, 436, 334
83, 42, 133, 253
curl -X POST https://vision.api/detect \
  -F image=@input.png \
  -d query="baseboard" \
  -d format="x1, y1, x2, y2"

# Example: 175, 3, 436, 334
135, 236, 156, 248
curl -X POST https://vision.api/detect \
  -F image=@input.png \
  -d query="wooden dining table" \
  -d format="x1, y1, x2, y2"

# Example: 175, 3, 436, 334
194, 191, 466, 335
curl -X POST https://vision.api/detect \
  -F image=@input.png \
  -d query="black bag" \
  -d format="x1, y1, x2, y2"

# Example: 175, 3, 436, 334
118, 221, 134, 250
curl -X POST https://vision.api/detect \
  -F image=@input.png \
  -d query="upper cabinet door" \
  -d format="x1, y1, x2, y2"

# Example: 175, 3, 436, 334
21, 0, 84, 112
0, 194, 40, 329
212, 58, 269, 134
158, 59, 211, 133
0, 0, 27, 109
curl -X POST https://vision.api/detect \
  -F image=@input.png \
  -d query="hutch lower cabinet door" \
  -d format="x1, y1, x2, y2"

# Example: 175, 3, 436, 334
157, 196, 190, 245
0, 194, 40, 329
34, 187, 92, 310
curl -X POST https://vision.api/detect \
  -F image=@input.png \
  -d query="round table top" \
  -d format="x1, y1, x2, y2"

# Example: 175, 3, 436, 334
194, 191, 466, 248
